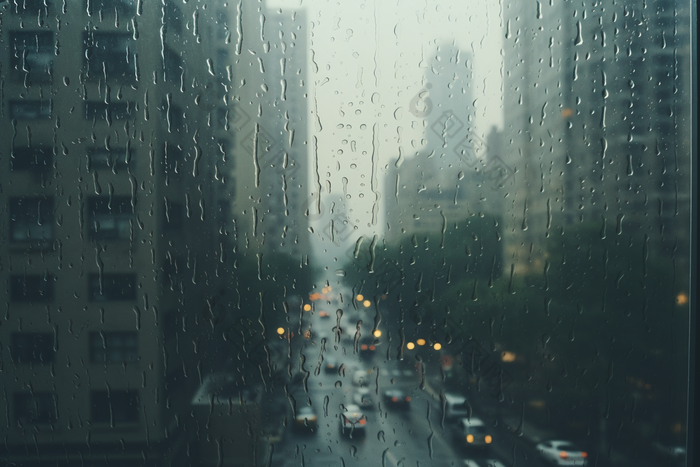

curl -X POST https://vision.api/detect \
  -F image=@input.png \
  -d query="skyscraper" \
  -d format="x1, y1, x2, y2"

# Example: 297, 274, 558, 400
501, 0, 691, 270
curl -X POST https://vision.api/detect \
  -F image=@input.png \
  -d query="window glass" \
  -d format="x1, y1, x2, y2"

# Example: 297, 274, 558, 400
0, 1, 694, 466
8, 196, 54, 243
10, 274, 54, 302
87, 196, 133, 240
11, 333, 56, 364
9, 31, 54, 83
89, 331, 139, 363
88, 273, 136, 302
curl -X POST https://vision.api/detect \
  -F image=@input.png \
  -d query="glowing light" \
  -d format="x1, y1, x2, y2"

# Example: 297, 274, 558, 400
433, 343, 442, 351
303, 304, 312, 311
406, 342, 415, 350
373, 330, 382, 338
309, 292, 323, 301
485, 435, 492, 444
356, 294, 364, 301
501, 351, 516, 362
466, 434, 474, 443
363, 300, 371, 308
561, 108, 574, 118
676, 293, 689, 305
276, 327, 285, 335
416, 338, 426, 346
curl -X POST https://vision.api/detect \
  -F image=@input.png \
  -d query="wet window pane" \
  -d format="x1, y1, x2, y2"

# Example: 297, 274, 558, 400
0, 0, 694, 467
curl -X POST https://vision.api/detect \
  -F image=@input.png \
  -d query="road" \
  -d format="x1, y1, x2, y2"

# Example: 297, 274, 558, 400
266, 310, 556, 467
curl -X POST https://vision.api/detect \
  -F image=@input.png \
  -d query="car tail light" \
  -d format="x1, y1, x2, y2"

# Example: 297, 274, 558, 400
391, 396, 398, 402
485, 435, 492, 444
581, 452, 588, 458
466, 434, 474, 443
559, 452, 568, 459
369, 345, 375, 351
361, 344, 368, 350
359, 418, 367, 425
405, 396, 411, 402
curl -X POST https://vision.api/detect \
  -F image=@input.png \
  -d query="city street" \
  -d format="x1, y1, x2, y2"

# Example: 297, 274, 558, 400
266, 307, 556, 467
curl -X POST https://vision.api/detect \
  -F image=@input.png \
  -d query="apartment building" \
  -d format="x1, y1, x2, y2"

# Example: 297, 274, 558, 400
501, 0, 691, 270
0, 1, 226, 464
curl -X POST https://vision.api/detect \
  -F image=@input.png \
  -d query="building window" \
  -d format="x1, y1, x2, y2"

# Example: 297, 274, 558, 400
10, 146, 53, 173
89, 331, 139, 363
87, 146, 133, 171
10, 274, 54, 303
87, 196, 133, 240
85, 101, 135, 123
6, 0, 50, 15
11, 333, 55, 364
88, 273, 136, 302
84, 32, 135, 82
9, 31, 54, 82
86, 0, 136, 16
91, 390, 139, 424
9, 100, 52, 120
14, 393, 57, 425
9, 197, 54, 244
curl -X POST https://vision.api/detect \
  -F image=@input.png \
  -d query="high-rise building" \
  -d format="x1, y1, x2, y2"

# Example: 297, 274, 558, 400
222, 5, 310, 261
501, 0, 691, 270
0, 1, 225, 464
384, 42, 505, 241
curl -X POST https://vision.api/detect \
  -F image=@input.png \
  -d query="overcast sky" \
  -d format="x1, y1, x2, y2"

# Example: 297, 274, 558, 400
265, 0, 504, 262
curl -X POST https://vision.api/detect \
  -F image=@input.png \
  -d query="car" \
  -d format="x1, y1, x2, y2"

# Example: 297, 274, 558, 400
383, 389, 411, 410
340, 404, 367, 437
444, 393, 470, 420
293, 405, 318, 432
352, 369, 371, 387
535, 440, 589, 466
453, 417, 492, 450
352, 387, 374, 410
359, 337, 380, 358
324, 356, 338, 374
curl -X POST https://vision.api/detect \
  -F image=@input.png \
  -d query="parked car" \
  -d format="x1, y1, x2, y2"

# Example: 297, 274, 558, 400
353, 369, 371, 387
535, 440, 588, 466
352, 387, 374, 410
444, 393, 470, 420
324, 356, 338, 374
293, 405, 318, 432
340, 404, 367, 437
453, 417, 492, 450
383, 389, 411, 410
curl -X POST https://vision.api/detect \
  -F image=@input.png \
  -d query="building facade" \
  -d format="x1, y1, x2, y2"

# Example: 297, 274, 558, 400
0, 1, 225, 464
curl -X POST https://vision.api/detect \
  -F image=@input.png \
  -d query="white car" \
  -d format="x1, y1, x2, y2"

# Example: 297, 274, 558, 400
352, 387, 374, 409
535, 440, 589, 466
352, 369, 371, 387
340, 404, 367, 437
